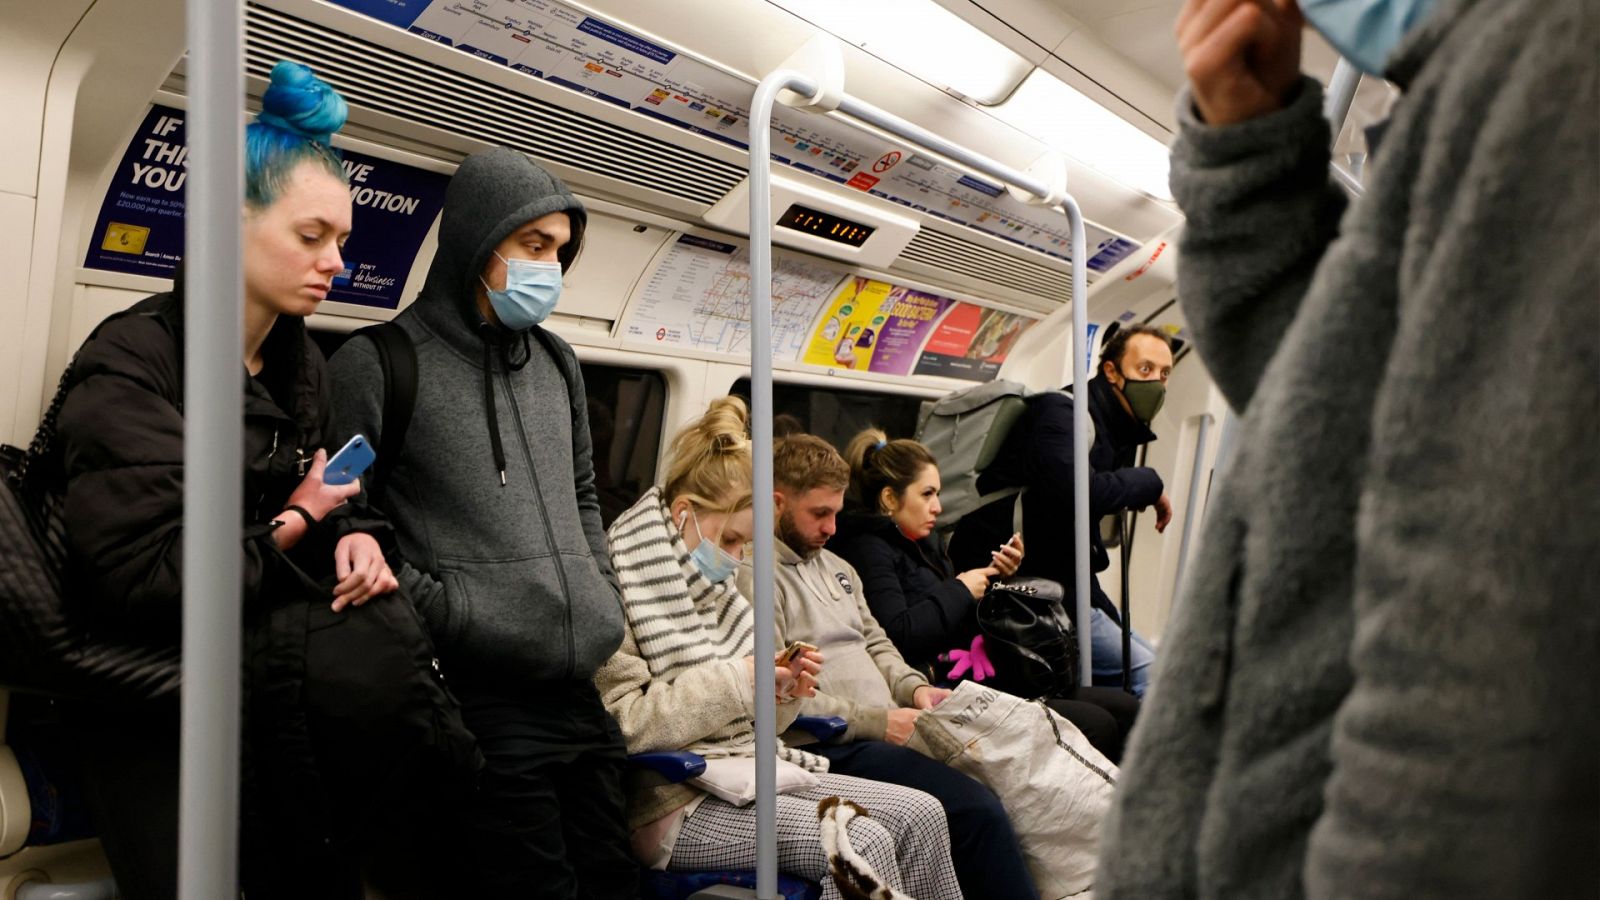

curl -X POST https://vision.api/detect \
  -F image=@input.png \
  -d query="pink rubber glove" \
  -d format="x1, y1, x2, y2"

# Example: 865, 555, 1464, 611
944, 635, 996, 682
968, 635, 995, 681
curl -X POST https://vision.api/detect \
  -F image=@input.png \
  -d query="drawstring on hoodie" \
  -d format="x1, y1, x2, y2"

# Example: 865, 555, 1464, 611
478, 324, 536, 487
479, 323, 509, 485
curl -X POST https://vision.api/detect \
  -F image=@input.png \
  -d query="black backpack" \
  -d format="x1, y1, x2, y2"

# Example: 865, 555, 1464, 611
974, 576, 1080, 700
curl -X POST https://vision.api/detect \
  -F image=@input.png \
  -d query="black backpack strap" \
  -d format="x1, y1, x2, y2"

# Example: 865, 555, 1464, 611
355, 322, 418, 499
528, 325, 579, 433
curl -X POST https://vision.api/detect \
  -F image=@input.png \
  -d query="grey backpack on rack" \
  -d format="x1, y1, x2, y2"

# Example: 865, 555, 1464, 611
915, 380, 1031, 539
916, 379, 1093, 543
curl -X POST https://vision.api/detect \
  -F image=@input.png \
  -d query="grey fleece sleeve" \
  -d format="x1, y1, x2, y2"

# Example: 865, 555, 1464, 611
1170, 76, 1346, 413
325, 337, 452, 637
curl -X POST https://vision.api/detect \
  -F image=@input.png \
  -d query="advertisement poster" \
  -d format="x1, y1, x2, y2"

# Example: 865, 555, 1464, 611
328, 153, 450, 309
84, 105, 450, 311
914, 302, 1037, 382
83, 106, 190, 277
803, 277, 955, 375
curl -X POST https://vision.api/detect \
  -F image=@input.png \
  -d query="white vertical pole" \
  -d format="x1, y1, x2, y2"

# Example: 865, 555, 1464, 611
179, 0, 245, 896
748, 68, 816, 900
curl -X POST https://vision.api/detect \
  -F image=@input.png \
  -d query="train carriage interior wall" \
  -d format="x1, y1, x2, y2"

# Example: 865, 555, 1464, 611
3, 0, 1593, 896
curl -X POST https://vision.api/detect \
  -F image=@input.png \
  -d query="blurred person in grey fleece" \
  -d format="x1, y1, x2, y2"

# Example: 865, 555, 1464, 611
1095, 1, 1598, 898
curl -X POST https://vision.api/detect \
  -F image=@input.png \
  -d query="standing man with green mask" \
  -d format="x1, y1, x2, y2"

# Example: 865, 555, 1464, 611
949, 324, 1176, 698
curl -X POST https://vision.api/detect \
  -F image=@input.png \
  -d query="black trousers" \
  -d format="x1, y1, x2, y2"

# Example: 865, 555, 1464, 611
68, 702, 182, 900
1045, 686, 1140, 764
451, 680, 638, 899
811, 739, 1040, 900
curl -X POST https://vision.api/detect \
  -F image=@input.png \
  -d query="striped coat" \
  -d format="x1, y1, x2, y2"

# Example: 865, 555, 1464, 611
596, 487, 824, 829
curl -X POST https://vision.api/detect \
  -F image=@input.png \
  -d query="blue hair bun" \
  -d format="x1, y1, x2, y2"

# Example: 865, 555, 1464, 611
257, 61, 347, 143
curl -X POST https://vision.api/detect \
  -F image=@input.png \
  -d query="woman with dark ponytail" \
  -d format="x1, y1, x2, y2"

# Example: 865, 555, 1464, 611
834, 427, 1140, 762
54, 62, 397, 898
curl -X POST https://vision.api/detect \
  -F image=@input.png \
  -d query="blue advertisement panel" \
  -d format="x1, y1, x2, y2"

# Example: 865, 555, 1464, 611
84, 105, 450, 310
330, 154, 450, 309
83, 106, 190, 277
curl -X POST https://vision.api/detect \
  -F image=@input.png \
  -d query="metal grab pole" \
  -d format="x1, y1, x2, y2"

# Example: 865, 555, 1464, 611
180, 0, 245, 897
748, 68, 819, 900
1063, 196, 1092, 685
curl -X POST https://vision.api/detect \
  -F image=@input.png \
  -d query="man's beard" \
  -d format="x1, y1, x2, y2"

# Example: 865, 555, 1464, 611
777, 511, 819, 560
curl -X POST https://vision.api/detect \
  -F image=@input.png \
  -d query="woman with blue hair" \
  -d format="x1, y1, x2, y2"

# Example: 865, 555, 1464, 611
54, 61, 399, 898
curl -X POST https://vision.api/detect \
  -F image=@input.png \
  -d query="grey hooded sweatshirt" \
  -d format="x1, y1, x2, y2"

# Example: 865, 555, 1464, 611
328, 148, 624, 683
1097, 1, 1597, 898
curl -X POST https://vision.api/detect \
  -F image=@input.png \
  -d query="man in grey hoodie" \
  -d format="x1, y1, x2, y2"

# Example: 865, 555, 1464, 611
1096, 1, 1597, 897
328, 147, 633, 897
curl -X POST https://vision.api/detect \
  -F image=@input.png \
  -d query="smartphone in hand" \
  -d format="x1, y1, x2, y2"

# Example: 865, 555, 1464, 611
778, 640, 819, 666
323, 434, 376, 486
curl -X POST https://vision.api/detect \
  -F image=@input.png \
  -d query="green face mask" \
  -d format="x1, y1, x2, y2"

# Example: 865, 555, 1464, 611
1118, 377, 1166, 424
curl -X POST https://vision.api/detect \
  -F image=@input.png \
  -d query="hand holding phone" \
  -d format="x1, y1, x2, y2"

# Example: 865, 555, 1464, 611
323, 434, 376, 486
991, 532, 1024, 577
777, 640, 818, 667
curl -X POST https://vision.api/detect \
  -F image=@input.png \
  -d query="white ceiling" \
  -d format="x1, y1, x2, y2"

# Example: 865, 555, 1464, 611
945, 0, 1394, 152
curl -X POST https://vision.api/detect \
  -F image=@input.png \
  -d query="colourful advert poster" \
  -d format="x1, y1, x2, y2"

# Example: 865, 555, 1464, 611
803, 278, 953, 375
914, 303, 1037, 382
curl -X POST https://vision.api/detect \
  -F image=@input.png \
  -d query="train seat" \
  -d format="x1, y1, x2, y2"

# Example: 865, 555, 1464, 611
629, 716, 846, 900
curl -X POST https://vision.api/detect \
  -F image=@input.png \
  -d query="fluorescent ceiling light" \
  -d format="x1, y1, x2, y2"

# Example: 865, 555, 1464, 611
767, 0, 1032, 105
992, 70, 1174, 202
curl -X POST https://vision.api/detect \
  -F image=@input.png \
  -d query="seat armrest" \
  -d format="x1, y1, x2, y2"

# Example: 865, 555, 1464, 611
791, 715, 847, 742
628, 750, 707, 783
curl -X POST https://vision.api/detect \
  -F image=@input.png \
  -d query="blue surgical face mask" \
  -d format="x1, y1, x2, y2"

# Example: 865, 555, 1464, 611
479, 251, 562, 331
682, 508, 740, 584
1299, 0, 1438, 76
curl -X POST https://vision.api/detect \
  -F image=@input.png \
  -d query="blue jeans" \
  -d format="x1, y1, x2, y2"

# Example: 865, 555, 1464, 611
1089, 607, 1156, 698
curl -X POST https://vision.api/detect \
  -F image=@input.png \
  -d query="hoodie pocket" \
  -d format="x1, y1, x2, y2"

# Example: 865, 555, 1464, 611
559, 551, 626, 678
437, 554, 589, 680
436, 568, 475, 652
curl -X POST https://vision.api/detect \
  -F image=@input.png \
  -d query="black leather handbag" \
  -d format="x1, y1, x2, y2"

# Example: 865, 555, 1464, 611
0, 360, 181, 702
976, 576, 1079, 700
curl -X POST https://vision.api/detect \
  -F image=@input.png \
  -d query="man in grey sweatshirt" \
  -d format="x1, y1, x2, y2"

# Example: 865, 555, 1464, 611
1096, 1, 1597, 897
328, 147, 632, 897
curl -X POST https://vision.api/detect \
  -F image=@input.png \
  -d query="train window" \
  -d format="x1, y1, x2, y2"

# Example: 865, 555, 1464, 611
308, 329, 664, 528
581, 363, 668, 527
729, 378, 925, 450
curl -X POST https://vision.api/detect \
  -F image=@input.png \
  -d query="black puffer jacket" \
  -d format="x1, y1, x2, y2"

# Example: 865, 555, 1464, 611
830, 509, 977, 674
55, 288, 387, 645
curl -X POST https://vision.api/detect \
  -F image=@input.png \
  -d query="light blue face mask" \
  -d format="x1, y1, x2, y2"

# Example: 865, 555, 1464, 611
480, 251, 562, 331
1299, 0, 1439, 76
682, 508, 741, 584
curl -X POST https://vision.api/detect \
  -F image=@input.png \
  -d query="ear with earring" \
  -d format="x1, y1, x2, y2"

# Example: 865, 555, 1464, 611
879, 487, 898, 516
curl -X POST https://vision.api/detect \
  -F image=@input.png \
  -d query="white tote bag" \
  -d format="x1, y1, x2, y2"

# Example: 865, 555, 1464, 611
907, 681, 1118, 899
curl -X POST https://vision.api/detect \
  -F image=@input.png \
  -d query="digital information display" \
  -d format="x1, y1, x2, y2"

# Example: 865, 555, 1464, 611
776, 203, 876, 248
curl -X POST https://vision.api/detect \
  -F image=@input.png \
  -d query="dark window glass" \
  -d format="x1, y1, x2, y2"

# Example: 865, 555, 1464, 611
308, 328, 664, 528
729, 378, 925, 450
581, 363, 668, 528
